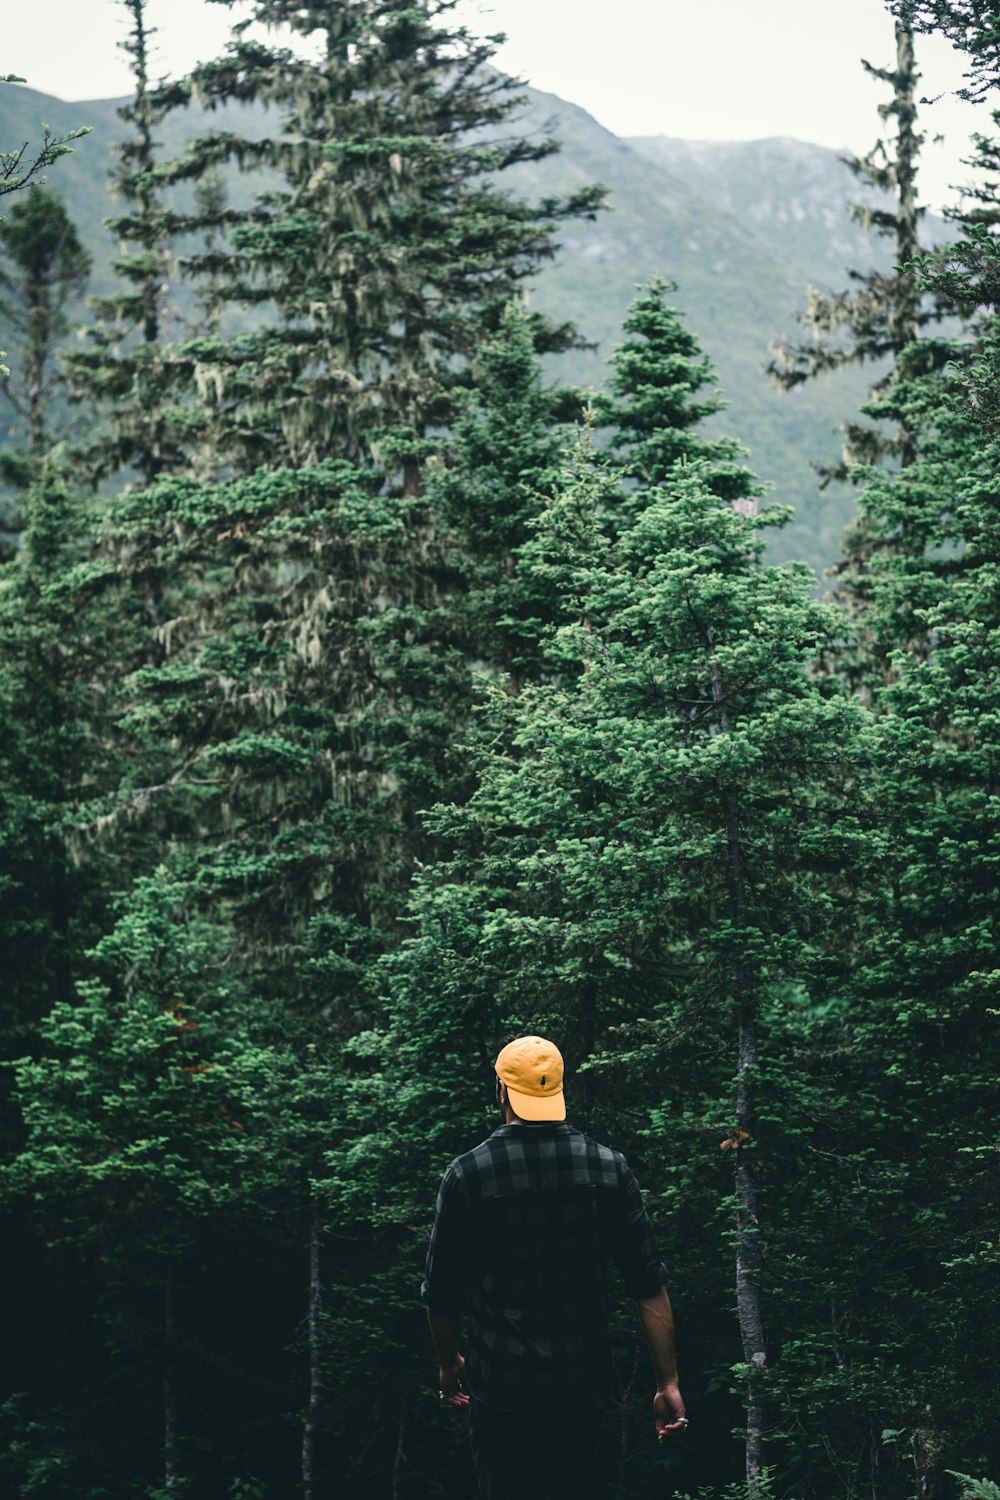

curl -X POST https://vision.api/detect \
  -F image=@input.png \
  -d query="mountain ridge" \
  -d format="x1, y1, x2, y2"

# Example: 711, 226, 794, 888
1, 79, 938, 572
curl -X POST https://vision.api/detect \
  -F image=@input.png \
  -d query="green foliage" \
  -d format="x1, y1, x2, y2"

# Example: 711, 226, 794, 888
596, 276, 759, 506
0, 1392, 110, 1499
948, 1474, 1000, 1500
769, 13, 935, 480
672, 1474, 781, 1500
0, 187, 90, 505
1, 77, 929, 575
891, 1, 1000, 101
0, 78, 91, 200
143, 0, 602, 476
0, 465, 130, 1166
5, 7, 1000, 1496
362, 290, 872, 1489
8, 865, 266, 1234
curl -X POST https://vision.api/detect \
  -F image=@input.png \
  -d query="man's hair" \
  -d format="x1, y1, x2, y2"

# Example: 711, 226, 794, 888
495, 1028, 530, 1053
492, 1030, 531, 1104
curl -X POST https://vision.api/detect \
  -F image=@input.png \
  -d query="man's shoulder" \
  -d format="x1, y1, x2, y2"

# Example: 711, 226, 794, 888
444, 1124, 629, 1191
444, 1127, 521, 1180
568, 1127, 632, 1181
570, 1127, 627, 1162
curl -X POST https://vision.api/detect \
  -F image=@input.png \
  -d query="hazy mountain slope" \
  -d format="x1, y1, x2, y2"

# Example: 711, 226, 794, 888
502, 94, 925, 570
626, 133, 899, 283
1, 81, 941, 573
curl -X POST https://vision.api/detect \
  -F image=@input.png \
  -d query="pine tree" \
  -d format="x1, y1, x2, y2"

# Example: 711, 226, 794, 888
827, 14, 1000, 1470
371, 454, 868, 1494
799, 12, 1000, 1461
85, 1, 605, 1002
892, 0, 1000, 101
0, 468, 124, 1110
430, 298, 577, 682
595, 276, 759, 508
768, 15, 935, 478
825, 332, 1000, 1490
360, 289, 869, 1494
0, 187, 90, 492
5, 14, 604, 1488
5, 866, 289, 1496
63, 0, 189, 486
154, 0, 602, 479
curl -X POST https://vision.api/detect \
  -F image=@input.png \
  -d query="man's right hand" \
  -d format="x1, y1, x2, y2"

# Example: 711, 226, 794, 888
654, 1382, 687, 1441
438, 1353, 469, 1409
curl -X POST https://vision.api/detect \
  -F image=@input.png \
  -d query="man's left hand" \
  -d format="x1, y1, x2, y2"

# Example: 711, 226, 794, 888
654, 1382, 687, 1441
438, 1354, 469, 1408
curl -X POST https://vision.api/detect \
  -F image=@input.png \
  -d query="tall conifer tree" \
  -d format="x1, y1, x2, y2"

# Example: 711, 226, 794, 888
769, 13, 951, 693
156, 0, 601, 480
86, 1, 603, 997
0, 188, 90, 485
892, 0, 1000, 100
769, 15, 933, 477
31, 16, 603, 1487
362, 288, 868, 1495
65, 0, 189, 487
596, 276, 759, 508
0, 470, 117, 1124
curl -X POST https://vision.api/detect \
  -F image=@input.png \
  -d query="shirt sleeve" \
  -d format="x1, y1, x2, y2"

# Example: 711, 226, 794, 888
608, 1158, 668, 1301
420, 1162, 469, 1315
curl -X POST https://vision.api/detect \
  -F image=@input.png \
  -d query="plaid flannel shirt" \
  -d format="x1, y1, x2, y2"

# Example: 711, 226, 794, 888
421, 1120, 667, 1413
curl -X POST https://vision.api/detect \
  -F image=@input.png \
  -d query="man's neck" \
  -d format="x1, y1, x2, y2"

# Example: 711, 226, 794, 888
501, 1110, 561, 1129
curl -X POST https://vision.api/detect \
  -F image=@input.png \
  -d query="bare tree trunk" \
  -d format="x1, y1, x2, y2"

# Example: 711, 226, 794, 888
613, 1350, 641, 1500
911, 1409, 941, 1500
163, 1254, 178, 1493
734, 977, 767, 1489
892, 15, 922, 471
391, 1392, 408, 1500
402, 458, 423, 498
302, 1206, 322, 1500
892, 16, 921, 350
709, 649, 768, 1491
26, 300, 48, 455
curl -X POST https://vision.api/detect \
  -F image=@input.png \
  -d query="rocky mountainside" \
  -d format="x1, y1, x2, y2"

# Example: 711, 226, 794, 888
0, 80, 948, 573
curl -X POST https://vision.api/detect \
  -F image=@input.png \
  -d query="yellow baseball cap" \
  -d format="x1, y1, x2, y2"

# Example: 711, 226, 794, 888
495, 1036, 566, 1121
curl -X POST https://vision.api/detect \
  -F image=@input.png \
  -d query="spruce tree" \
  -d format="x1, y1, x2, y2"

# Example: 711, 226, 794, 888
64, 0, 189, 487
7, 14, 603, 1487
0, 468, 124, 1112
85, 2, 604, 999
430, 298, 576, 682
768, 14, 954, 695
359, 289, 869, 1494
794, 11, 1000, 1458
0, 187, 90, 487
856, 547, 1000, 1491
596, 276, 759, 508
371, 454, 867, 1494
6, 867, 289, 1496
768, 15, 934, 478
823, 314, 1000, 1491
156, 0, 602, 479
892, 0, 1000, 101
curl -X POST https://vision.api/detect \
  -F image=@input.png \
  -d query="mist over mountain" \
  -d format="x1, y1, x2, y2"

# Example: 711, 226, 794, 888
1, 80, 946, 572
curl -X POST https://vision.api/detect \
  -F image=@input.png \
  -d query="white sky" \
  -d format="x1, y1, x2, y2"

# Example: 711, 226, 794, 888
3, 0, 991, 210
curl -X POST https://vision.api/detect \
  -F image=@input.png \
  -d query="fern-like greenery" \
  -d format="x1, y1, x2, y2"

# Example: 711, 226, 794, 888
948, 1473, 1000, 1500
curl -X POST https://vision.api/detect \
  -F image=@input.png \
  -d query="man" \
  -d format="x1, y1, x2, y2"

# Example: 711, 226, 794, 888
422, 1034, 686, 1499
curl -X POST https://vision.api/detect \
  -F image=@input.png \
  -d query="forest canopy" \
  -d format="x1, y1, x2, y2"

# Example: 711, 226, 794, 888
1, 3, 999, 1499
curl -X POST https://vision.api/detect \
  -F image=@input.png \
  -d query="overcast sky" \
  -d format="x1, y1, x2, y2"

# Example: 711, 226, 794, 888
4, 0, 990, 210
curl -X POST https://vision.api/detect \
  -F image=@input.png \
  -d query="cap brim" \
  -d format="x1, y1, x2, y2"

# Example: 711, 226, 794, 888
507, 1085, 566, 1122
